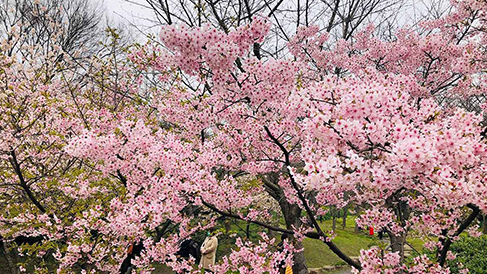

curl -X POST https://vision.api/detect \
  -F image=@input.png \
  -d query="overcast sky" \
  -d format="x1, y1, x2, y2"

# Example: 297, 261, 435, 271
101, 0, 448, 42
104, 0, 159, 39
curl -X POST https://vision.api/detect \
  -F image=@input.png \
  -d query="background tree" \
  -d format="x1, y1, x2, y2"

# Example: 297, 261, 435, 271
0, 0, 104, 57
0, 1, 145, 273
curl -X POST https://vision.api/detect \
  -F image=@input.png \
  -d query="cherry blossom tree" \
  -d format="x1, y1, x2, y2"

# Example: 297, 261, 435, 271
61, 1, 487, 274
0, 11, 146, 273
3, 0, 487, 274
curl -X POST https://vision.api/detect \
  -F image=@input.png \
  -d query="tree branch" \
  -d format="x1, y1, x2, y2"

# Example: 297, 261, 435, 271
9, 150, 47, 213
263, 126, 361, 270
438, 204, 480, 266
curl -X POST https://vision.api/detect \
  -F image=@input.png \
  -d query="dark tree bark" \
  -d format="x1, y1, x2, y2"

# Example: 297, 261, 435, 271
263, 171, 309, 274
139, 0, 407, 59
389, 232, 407, 260
438, 204, 480, 267
279, 199, 308, 274
385, 191, 412, 263
0, 238, 18, 274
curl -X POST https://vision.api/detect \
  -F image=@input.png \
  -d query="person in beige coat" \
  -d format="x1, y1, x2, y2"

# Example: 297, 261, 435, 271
199, 231, 218, 271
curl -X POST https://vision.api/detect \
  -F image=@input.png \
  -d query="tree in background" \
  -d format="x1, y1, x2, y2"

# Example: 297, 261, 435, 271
0, 0, 104, 57
0, 1, 145, 273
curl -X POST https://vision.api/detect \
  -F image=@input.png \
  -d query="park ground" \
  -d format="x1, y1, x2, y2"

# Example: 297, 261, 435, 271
155, 216, 425, 273
0, 216, 426, 273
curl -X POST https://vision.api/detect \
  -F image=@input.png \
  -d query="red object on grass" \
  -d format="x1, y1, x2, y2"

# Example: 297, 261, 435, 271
369, 227, 374, 235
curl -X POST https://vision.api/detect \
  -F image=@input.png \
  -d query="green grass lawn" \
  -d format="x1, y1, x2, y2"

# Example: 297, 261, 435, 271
303, 217, 378, 268
406, 236, 427, 254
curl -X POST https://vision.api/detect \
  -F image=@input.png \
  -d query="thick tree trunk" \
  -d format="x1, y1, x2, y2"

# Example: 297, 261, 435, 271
0, 240, 18, 274
389, 232, 406, 261
263, 172, 308, 274
386, 192, 412, 264
280, 199, 308, 274
291, 240, 307, 274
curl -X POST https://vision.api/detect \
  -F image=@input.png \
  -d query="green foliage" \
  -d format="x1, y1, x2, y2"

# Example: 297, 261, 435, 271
446, 235, 487, 274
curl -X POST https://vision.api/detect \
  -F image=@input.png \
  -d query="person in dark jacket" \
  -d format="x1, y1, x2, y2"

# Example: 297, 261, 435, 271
120, 239, 201, 274
176, 238, 201, 263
